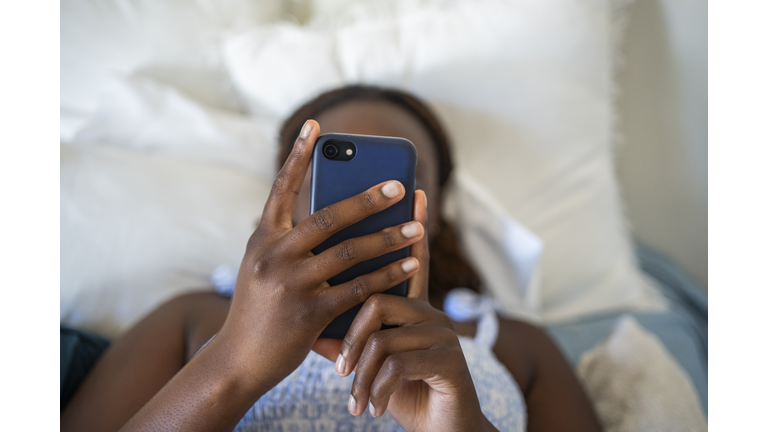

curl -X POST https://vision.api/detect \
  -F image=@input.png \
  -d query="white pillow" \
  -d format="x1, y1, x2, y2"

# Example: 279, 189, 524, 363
61, 75, 546, 335
60, 0, 285, 140
60, 143, 270, 337
220, 0, 663, 322
61, 76, 277, 338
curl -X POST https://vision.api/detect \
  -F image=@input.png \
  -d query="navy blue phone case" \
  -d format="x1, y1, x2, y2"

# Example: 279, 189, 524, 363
310, 133, 417, 339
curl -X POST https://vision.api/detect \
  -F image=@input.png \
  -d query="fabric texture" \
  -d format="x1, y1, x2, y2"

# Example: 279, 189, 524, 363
60, 0, 285, 140
547, 243, 708, 413
61, 76, 542, 337
228, 313, 526, 432
60, 327, 110, 410
576, 316, 707, 432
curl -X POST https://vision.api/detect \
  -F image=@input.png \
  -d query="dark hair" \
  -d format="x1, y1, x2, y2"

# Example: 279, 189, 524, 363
278, 85, 481, 307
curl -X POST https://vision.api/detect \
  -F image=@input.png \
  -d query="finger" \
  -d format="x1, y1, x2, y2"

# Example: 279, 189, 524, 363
336, 294, 449, 376
261, 119, 319, 229
311, 338, 342, 362
367, 347, 466, 418
308, 220, 424, 284
290, 180, 406, 251
320, 257, 420, 323
408, 190, 429, 300
345, 325, 458, 416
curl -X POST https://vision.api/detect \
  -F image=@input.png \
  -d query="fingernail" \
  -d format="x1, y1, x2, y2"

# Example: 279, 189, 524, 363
401, 222, 421, 238
369, 402, 379, 417
423, 194, 428, 209
382, 181, 402, 199
335, 353, 346, 376
401, 257, 418, 273
348, 394, 357, 415
300, 120, 313, 139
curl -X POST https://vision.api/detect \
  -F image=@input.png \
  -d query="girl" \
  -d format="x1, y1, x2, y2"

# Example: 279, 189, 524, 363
61, 86, 601, 432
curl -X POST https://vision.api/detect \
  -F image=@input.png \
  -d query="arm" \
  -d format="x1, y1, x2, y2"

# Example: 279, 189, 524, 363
60, 292, 231, 432
493, 319, 603, 431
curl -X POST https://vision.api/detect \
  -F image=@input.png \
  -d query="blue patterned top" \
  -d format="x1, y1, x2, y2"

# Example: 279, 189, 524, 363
231, 310, 526, 431
208, 271, 527, 431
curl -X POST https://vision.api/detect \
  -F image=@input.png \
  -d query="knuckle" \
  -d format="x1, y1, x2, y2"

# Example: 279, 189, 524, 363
290, 143, 305, 160
311, 207, 335, 232
271, 172, 290, 196
360, 191, 377, 211
382, 228, 398, 248
252, 251, 275, 276
438, 325, 460, 345
384, 266, 398, 283
350, 277, 368, 303
383, 354, 405, 377
367, 293, 385, 312
334, 241, 357, 262
434, 310, 454, 328
367, 331, 388, 353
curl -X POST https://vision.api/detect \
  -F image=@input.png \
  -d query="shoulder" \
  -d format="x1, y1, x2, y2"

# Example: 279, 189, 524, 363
492, 317, 549, 396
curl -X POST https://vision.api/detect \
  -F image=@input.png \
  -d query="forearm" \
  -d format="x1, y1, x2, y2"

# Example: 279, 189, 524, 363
61, 292, 230, 432
120, 331, 271, 432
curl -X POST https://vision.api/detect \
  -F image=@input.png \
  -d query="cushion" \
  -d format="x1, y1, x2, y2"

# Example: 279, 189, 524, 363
219, 0, 663, 322
60, 0, 285, 140
61, 140, 269, 337
576, 316, 707, 431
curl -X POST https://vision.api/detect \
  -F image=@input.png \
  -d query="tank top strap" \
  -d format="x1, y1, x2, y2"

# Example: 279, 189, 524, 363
443, 288, 502, 350
474, 310, 500, 350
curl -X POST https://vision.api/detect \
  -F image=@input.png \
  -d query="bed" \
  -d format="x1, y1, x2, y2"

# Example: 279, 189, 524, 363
60, 0, 707, 429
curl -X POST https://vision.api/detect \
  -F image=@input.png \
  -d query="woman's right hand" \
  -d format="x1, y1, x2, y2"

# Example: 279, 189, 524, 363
119, 119, 424, 432
215, 119, 425, 392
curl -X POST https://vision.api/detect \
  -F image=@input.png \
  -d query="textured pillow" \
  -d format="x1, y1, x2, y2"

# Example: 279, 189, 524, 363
577, 316, 707, 431
60, 75, 543, 336
61, 76, 276, 337
220, 0, 663, 322
60, 0, 285, 140
60, 143, 269, 337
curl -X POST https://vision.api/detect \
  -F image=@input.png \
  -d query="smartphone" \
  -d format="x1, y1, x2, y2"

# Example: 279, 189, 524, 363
310, 133, 417, 339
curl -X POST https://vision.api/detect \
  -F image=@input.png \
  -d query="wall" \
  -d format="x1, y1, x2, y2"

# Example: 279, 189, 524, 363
615, 0, 708, 289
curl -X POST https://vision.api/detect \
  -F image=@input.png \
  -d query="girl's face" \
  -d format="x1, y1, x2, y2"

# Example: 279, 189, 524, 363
291, 100, 441, 231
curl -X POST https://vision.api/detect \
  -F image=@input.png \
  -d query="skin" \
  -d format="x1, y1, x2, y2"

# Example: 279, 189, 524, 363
61, 102, 603, 432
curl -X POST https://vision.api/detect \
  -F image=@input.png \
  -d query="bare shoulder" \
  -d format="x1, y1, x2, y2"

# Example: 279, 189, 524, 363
155, 290, 232, 360
492, 317, 549, 396
494, 316, 603, 431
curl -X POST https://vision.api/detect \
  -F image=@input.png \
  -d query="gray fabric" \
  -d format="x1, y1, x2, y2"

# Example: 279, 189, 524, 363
545, 243, 708, 414
60, 327, 109, 410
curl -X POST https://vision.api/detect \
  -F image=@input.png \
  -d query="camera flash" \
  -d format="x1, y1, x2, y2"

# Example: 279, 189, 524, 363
346, 149, 353, 156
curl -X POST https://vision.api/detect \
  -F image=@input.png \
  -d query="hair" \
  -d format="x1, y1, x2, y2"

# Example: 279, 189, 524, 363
278, 85, 481, 307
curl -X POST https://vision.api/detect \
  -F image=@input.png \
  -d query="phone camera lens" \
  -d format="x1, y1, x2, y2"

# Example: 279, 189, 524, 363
323, 144, 339, 158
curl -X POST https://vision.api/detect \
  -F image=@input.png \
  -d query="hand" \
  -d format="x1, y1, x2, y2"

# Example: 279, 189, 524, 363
335, 190, 498, 432
216, 119, 426, 392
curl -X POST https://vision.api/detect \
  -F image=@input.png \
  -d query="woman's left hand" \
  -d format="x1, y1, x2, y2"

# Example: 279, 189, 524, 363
334, 190, 498, 432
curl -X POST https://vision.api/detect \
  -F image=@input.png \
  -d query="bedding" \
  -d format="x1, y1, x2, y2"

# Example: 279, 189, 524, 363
547, 244, 708, 414
61, 75, 544, 335
61, 0, 667, 333
60, 0, 285, 140
219, 0, 665, 323
59, 0, 707, 428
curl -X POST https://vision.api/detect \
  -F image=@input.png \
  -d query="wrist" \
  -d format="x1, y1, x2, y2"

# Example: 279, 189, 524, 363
206, 325, 287, 397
